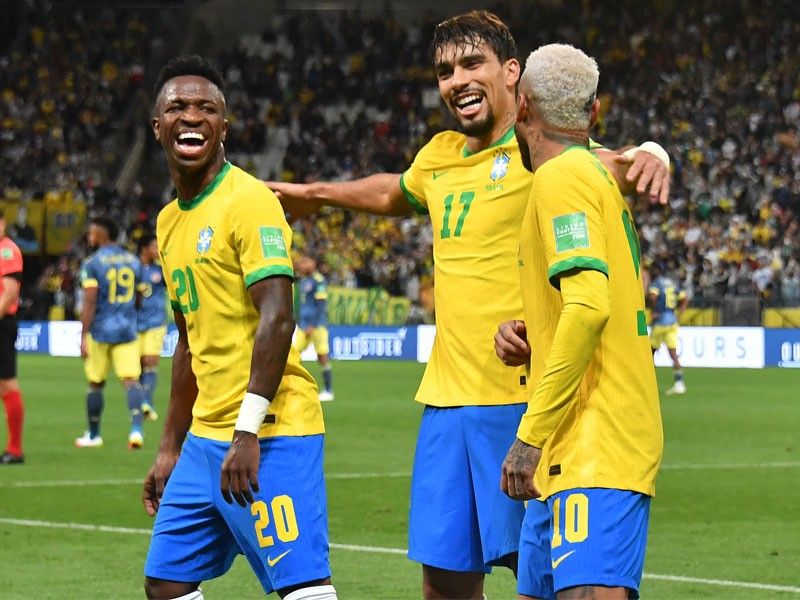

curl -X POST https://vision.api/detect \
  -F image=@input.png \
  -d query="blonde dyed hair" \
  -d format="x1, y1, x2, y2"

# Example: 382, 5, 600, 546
519, 43, 599, 130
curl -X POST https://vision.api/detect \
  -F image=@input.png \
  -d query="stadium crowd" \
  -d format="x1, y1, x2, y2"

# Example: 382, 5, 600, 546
2, 0, 798, 321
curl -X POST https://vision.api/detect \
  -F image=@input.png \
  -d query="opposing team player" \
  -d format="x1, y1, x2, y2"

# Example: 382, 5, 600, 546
76, 216, 147, 450
293, 255, 334, 401
270, 11, 669, 600
0, 210, 25, 465
269, 11, 668, 599
142, 56, 335, 600
137, 233, 167, 420
648, 263, 688, 394
495, 44, 663, 599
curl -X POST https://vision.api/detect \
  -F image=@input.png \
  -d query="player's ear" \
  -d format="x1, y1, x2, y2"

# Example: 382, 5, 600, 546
505, 58, 521, 88
589, 98, 601, 128
516, 93, 528, 124
221, 118, 228, 143
151, 117, 160, 142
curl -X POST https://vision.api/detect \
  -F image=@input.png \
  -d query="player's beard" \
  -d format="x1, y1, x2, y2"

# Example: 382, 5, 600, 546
455, 110, 495, 139
516, 129, 533, 172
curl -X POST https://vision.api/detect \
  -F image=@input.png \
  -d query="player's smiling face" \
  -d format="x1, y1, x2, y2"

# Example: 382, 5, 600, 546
434, 41, 519, 139
152, 75, 228, 171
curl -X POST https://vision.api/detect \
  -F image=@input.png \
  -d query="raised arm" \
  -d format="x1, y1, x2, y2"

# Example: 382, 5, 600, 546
142, 309, 198, 516
267, 173, 413, 220
595, 142, 671, 205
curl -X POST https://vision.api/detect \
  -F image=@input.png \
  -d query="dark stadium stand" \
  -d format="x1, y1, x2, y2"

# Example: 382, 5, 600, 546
2, 0, 798, 322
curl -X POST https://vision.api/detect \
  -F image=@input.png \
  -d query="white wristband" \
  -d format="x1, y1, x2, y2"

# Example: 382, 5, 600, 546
622, 141, 670, 169
234, 392, 271, 434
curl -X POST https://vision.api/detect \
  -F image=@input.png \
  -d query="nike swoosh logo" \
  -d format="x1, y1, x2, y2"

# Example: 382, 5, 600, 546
432, 170, 448, 180
551, 550, 575, 569
266, 549, 292, 567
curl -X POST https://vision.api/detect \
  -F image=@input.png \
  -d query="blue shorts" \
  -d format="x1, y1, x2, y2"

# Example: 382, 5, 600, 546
518, 488, 651, 598
145, 433, 330, 594
408, 404, 527, 572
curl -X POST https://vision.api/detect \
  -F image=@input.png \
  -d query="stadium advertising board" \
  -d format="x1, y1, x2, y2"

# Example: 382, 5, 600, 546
47, 321, 83, 357
653, 326, 765, 368
295, 326, 416, 361
15, 321, 47, 353
764, 328, 800, 368
14, 322, 795, 369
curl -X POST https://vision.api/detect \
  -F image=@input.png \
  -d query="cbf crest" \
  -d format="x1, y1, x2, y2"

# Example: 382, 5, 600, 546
490, 150, 511, 181
197, 226, 214, 254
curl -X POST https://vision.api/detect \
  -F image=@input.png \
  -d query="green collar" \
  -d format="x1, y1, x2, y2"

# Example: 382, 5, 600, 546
559, 144, 590, 155
177, 162, 232, 211
462, 126, 516, 158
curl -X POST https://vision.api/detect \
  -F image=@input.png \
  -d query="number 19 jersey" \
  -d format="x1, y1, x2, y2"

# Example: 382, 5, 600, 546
400, 127, 529, 407
157, 162, 323, 441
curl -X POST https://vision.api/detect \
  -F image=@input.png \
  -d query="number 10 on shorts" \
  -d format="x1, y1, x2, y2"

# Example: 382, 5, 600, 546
552, 492, 589, 548
251, 495, 300, 548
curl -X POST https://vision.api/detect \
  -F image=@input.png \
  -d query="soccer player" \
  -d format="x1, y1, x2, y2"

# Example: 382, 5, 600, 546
495, 44, 663, 599
293, 255, 334, 401
142, 56, 335, 600
0, 210, 25, 465
270, 12, 668, 599
76, 216, 148, 450
648, 263, 688, 394
137, 233, 167, 419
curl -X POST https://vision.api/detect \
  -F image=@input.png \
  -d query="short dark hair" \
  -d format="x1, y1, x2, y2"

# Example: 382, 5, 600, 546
90, 216, 119, 242
138, 233, 157, 254
430, 10, 517, 64
154, 55, 225, 97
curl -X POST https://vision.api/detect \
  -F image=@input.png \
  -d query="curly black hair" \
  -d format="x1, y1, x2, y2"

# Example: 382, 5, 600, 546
154, 55, 225, 97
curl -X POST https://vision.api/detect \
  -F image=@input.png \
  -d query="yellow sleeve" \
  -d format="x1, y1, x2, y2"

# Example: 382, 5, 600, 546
229, 187, 295, 287
517, 269, 610, 446
534, 161, 609, 288
399, 153, 429, 215
80, 259, 98, 289
156, 213, 181, 313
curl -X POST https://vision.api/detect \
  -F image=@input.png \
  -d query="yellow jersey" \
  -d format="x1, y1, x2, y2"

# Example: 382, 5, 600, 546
157, 162, 323, 441
400, 127, 529, 406
516, 146, 663, 499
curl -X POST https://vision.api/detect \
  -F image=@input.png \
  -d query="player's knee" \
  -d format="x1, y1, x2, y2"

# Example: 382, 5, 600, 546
88, 381, 105, 390
281, 583, 337, 600
422, 565, 484, 600
143, 577, 201, 600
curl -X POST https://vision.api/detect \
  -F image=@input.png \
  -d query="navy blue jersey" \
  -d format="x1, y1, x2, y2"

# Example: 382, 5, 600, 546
137, 262, 167, 332
648, 276, 685, 326
81, 245, 142, 343
297, 272, 328, 328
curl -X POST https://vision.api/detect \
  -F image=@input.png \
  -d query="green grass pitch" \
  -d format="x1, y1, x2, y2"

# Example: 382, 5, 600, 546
0, 355, 798, 598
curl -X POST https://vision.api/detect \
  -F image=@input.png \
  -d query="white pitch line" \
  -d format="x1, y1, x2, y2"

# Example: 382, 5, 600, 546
4, 461, 800, 489
1, 472, 412, 489
326, 471, 410, 480
660, 461, 800, 470
643, 573, 800, 594
6, 478, 143, 488
0, 517, 798, 594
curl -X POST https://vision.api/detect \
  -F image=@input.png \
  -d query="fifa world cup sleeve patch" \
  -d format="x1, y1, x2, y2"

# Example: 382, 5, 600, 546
552, 212, 590, 253
258, 227, 289, 259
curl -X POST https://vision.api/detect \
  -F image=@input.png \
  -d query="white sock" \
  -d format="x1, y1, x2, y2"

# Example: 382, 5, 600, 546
170, 590, 203, 600
283, 584, 337, 600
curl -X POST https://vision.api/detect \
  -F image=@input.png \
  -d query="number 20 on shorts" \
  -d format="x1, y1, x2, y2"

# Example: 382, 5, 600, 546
251, 495, 300, 548
552, 492, 589, 548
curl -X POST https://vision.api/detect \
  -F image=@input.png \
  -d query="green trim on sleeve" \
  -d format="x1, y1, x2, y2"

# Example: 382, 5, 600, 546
399, 173, 429, 215
547, 256, 609, 288
170, 300, 182, 313
588, 138, 604, 150
244, 265, 295, 288
637, 310, 648, 336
